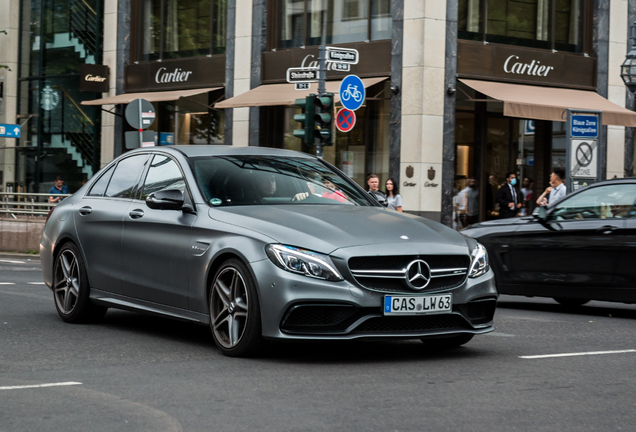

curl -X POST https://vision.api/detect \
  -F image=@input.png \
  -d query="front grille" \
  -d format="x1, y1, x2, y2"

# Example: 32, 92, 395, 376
353, 314, 470, 334
348, 255, 470, 294
457, 298, 497, 325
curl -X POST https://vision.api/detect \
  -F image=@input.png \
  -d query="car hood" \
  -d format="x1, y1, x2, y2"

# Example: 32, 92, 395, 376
209, 205, 469, 254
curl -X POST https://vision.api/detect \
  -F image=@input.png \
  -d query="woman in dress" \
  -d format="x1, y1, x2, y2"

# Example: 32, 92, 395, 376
385, 178, 403, 212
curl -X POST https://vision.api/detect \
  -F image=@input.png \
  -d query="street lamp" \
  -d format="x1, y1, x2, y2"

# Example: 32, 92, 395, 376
621, 21, 636, 93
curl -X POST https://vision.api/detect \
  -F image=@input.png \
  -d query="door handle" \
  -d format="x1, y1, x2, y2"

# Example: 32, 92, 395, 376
129, 209, 144, 219
596, 225, 618, 234
78, 206, 92, 216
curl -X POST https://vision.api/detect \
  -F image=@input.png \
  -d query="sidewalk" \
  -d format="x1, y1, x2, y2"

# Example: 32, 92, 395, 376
0, 252, 40, 260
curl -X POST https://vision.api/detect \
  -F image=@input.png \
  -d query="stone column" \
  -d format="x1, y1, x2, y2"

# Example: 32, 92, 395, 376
399, 1, 446, 221
607, 0, 628, 178
100, 0, 119, 167
231, 0, 253, 147
0, 0, 20, 189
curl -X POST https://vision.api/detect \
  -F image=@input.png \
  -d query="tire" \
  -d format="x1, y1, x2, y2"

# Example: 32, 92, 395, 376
53, 243, 107, 323
554, 298, 589, 307
421, 334, 474, 348
209, 259, 263, 357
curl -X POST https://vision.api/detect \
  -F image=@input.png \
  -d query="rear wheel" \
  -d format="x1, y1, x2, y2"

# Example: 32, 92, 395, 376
209, 259, 263, 357
53, 243, 107, 323
421, 334, 474, 348
554, 298, 589, 307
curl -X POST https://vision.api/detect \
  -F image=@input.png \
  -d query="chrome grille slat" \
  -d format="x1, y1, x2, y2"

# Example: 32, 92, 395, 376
348, 255, 470, 294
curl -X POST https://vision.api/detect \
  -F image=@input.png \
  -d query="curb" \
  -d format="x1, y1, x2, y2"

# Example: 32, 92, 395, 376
0, 252, 41, 260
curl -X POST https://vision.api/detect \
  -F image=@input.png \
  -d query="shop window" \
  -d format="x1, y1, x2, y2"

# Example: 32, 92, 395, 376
275, 0, 391, 49
458, 0, 587, 53
140, 0, 226, 61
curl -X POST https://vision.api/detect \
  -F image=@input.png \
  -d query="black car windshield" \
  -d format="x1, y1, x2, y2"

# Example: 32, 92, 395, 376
192, 155, 375, 207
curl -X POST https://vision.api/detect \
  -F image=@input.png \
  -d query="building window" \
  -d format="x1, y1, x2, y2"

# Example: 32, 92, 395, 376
275, 0, 391, 49
458, 0, 587, 53
140, 0, 227, 61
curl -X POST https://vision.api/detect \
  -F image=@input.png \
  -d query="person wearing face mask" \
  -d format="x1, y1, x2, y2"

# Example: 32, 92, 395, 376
495, 172, 522, 218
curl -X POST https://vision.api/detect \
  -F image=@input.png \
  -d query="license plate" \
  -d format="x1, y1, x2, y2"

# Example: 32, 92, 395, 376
383, 294, 452, 316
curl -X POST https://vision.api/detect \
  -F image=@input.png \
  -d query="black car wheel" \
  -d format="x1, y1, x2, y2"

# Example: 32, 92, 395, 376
421, 334, 474, 348
554, 298, 590, 307
53, 243, 107, 323
209, 259, 263, 357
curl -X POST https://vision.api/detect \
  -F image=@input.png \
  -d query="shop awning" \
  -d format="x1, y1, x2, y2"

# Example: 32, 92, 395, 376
214, 77, 388, 109
81, 87, 223, 106
459, 79, 636, 127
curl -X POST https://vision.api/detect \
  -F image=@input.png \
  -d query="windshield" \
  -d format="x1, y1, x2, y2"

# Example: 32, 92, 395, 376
191, 155, 376, 207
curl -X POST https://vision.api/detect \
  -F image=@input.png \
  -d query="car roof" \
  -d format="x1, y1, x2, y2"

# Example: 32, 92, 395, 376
135, 145, 317, 159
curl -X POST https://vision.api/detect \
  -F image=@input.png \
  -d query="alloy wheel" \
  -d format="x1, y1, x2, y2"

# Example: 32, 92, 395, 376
54, 249, 81, 315
210, 267, 249, 349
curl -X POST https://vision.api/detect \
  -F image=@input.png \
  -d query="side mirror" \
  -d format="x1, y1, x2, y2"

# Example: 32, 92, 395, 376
368, 190, 388, 207
146, 189, 185, 211
537, 206, 547, 220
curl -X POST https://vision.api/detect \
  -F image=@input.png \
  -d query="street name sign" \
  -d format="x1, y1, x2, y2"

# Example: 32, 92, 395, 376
326, 47, 359, 65
286, 68, 318, 83
571, 114, 599, 138
0, 123, 20, 138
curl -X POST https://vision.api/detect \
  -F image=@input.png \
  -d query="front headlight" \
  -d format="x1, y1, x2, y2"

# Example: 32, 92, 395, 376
265, 244, 343, 282
468, 243, 489, 278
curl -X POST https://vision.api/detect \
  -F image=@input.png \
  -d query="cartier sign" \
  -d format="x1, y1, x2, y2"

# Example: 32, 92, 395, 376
80, 64, 109, 92
125, 56, 225, 92
458, 41, 596, 90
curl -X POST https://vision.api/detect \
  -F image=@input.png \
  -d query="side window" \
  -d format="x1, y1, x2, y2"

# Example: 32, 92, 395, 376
105, 155, 149, 198
551, 184, 636, 221
87, 165, 115, 197
140, 155, 186, 201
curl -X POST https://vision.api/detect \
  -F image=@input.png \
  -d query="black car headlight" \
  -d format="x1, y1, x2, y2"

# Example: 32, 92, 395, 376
468, 243, 489, 278
266, 244, 343, 282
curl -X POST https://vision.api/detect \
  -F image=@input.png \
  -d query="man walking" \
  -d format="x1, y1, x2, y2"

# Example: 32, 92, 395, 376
496, 172, 521, 218
49, 176, 69, 203
537, 169, 566, 207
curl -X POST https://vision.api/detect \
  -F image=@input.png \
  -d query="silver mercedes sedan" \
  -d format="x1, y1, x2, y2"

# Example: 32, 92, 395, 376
40, 146, 497, 357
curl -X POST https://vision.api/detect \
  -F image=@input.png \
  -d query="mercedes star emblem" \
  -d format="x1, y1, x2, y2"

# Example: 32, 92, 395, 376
405, 259, 431, 290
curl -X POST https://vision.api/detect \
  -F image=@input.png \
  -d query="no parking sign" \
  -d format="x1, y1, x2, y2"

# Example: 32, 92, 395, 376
336, 108, 356, 132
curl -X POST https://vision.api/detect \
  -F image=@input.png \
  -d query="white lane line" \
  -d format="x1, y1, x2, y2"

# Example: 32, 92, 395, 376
27, 282, 45, 285
0, 381, 82, 391
0, 282, 16, 285
0, 259, 25, 264
520, 349, 636, 359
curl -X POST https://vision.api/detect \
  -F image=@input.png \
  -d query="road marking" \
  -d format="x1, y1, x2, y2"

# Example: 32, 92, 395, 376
0, 282, 16, 285
0, 259, 26, 264
520, 349, 636, 359
27, 282, 45, 285
0, 381, 82, 391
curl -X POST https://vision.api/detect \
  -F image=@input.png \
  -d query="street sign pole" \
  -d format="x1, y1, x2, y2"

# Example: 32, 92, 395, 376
316, 0, 328, 159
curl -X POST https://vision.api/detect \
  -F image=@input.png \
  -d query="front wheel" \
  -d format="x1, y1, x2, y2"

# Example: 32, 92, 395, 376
421, 334, 474, 349
53, 243, 107, 323
209, 259, 263, 357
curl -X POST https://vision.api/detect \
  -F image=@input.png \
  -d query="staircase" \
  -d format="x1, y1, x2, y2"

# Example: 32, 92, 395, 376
69, 0, 101, 63
50, 134, 93, 178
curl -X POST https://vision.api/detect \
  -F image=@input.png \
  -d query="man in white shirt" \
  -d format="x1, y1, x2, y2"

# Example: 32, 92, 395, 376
547, 169, 566, 206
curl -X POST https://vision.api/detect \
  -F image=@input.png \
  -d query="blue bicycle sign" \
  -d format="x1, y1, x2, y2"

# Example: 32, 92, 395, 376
339, 75, 365, 111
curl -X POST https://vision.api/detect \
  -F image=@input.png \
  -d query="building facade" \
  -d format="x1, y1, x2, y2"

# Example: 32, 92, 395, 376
1, 0, 635, 227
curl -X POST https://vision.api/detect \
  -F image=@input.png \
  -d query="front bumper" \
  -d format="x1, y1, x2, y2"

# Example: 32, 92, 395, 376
252, 259, 497, 341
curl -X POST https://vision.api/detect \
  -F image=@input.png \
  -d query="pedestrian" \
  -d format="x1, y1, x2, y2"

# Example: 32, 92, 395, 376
459, 178, 479, 225
495, 172, 522, 218
384, 178, 403, 211
366, 174, 386, 203
537, 169, 566, 207
520, 177, 533, 216
485, 174, 499, 218
48, 176, 70, 203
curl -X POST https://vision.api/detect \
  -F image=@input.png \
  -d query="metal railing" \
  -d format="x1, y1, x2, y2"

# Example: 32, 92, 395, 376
0, 192, 71, 217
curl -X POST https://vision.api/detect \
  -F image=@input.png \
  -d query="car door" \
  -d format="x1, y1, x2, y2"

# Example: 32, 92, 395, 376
74, 154, 150, 294
611, 185, 636, 290
120, 154, 196, 309
508, 184, 633, 288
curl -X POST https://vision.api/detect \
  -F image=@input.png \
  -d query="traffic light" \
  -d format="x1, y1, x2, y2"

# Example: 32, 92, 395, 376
313, 93, 334, 146
293, 95, 315, 145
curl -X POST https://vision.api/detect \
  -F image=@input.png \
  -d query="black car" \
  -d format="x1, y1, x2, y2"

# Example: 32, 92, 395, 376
463, 179, 636, 306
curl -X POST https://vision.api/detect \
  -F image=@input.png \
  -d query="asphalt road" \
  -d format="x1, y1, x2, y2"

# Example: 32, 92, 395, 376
1, 256, 635, 432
